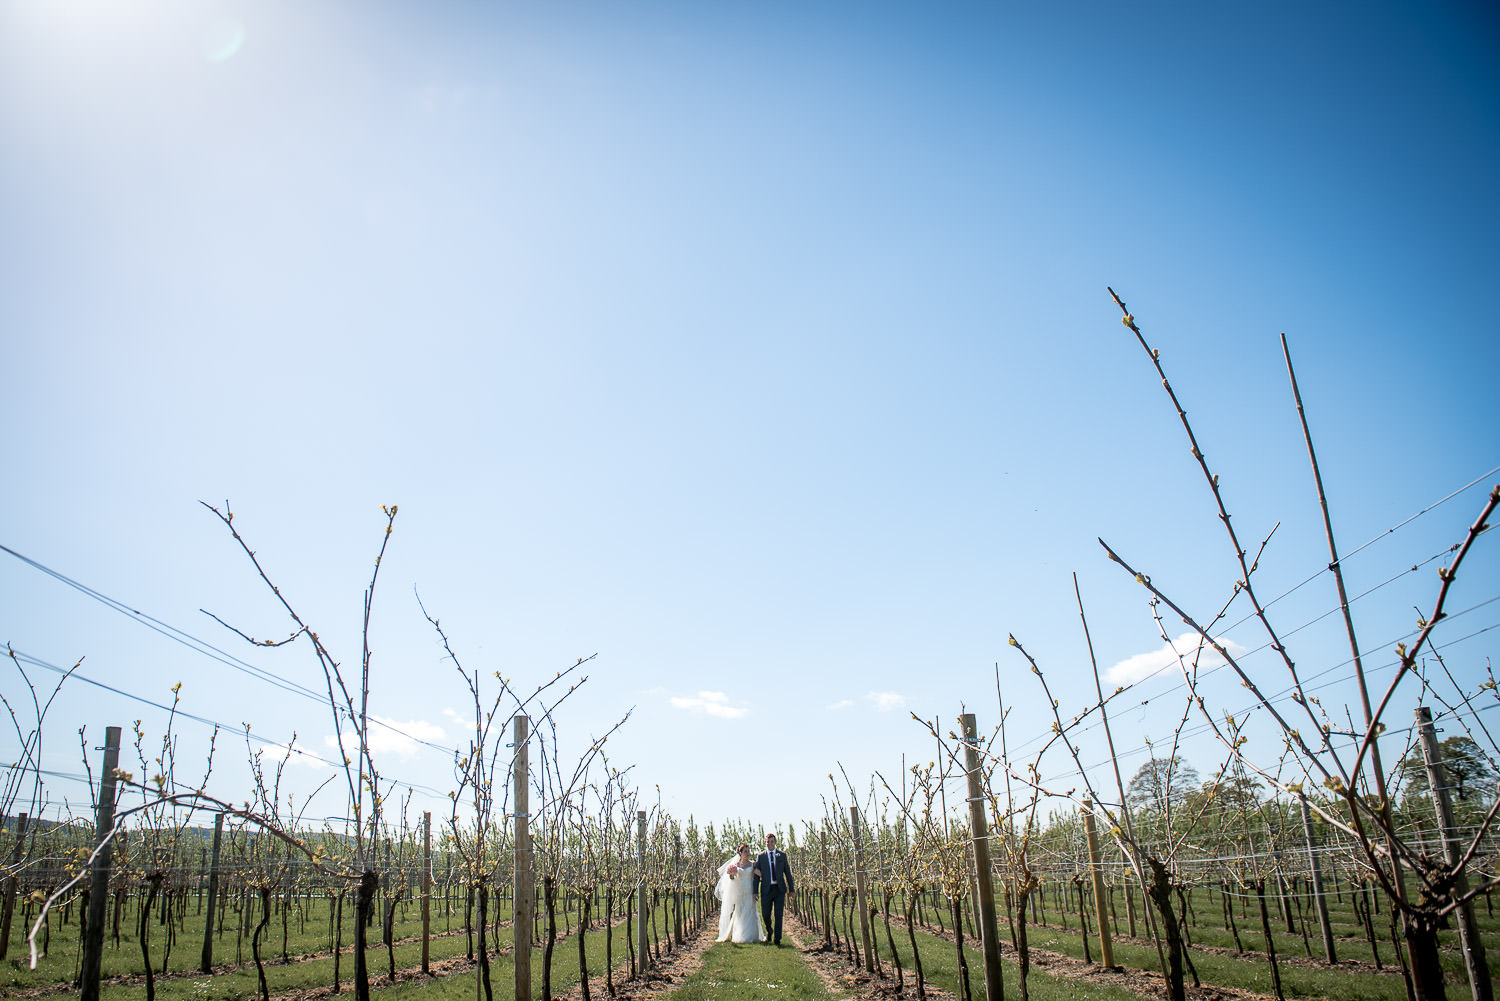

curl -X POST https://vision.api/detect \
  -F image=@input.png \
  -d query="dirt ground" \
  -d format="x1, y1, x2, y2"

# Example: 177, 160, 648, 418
550, 923, 718, 1001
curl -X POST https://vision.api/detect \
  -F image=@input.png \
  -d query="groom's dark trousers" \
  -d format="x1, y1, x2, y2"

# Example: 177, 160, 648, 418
760, 883, 785, 944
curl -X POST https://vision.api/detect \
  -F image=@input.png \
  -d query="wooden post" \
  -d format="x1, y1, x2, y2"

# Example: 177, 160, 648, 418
850, 806, 874, 972
80, 726, 121, 1001
1077, 573, 1166, 975
820, 827, 832, 948
422, 811, 432, 974
381, 837, 393, 945
1298, 796, 1337, 964
513, 716, 532, 1001
1416, 707, 1491, 1001
960, 713, 1005, 1001
1081, 798, 1115, 969
636, 810, 649, 972
200, 812, 224, 972
673, 835, 683, 946
0, 812, 29, 961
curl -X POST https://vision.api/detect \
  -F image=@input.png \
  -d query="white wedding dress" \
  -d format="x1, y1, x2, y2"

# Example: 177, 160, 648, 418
714, 857, 764, 943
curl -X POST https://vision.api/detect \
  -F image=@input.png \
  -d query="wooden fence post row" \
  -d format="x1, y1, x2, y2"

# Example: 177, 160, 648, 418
513, 715, 532, 1001
636, 810, 648, 972
79, 725, 121, 1001
1415, 707, 1491, 1001
1081, 797, 1115, 970
960, 713, 1004, 1001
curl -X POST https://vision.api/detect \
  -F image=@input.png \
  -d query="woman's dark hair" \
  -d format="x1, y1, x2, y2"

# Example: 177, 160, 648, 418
737, 843, 750, 853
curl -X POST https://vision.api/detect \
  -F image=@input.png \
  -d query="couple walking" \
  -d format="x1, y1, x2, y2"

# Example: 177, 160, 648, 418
714, 833, 794, 945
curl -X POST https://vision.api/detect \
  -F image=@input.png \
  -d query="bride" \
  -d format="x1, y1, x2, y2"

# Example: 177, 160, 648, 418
714, 844, 764, 943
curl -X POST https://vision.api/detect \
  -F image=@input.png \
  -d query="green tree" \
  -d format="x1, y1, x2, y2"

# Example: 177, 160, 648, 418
1125, 754, 1201, 815
1397, 735, 1497, 807
1186, 770, 1263, 819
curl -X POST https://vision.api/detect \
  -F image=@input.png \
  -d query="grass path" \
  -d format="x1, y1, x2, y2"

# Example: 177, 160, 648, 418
649, 914, 1150, 1001
662, 930, 846, 1001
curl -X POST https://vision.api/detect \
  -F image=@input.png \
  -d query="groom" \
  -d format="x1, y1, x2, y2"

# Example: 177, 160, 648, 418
752, 833, 794, 945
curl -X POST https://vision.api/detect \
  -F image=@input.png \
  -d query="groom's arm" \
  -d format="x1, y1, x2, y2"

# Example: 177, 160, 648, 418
752, 857, 763, 896
783, 853, 794, 895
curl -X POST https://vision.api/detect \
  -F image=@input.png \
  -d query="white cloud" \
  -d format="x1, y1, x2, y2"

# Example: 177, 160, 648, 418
865, 691, 906, 712
1105, 633, 1248, 687
827, 699, 855, 711
323, 716, 447, 762
669, 691, 748, 719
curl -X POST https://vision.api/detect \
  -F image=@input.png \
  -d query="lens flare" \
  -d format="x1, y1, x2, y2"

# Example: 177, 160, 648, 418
202, 18, 245, 63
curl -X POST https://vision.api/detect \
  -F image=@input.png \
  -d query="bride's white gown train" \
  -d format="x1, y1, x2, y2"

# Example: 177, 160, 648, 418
714, 858, 764, 943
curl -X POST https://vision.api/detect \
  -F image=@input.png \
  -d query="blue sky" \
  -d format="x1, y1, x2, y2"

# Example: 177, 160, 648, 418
2, 0, 1497, 839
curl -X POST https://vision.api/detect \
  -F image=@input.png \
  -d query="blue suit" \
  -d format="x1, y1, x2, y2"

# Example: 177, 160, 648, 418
752, 848, 793, 944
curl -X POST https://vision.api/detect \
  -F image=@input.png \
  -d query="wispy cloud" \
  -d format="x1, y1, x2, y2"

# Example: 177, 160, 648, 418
827, 699, 855, 711
1105, 633, 1248, 687
865, 691, 906, 712
324, 716, 447, 761
669, 691, 748, 719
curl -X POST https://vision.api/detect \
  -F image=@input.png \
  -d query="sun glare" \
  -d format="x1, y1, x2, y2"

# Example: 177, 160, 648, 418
201, 17, 246, 63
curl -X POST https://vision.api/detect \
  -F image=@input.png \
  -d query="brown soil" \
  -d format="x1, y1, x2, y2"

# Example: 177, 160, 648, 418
550, 922, 719, 1001
792, 916, 959, 1001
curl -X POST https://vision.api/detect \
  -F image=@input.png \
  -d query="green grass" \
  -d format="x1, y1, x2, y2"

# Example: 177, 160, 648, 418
811, 918, 1142, 1001
4, 892, 476, 992
6, 892, 692, 1001
841, 895, 1429, 1001
93, 927, 480, 1001
1020, 923, 1409, 1001
17, 884, 1494, 1001
1028, 881, 1498, 995
1156, 882, 1500, 978
669, 940, 841, 1001
287, 908, 667, 1001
